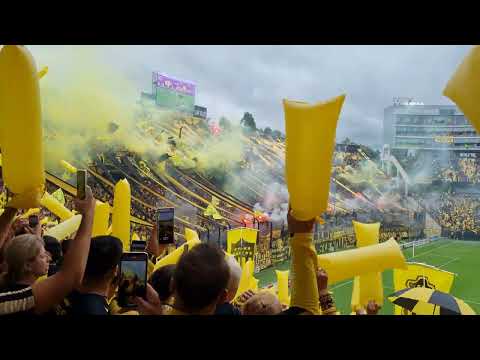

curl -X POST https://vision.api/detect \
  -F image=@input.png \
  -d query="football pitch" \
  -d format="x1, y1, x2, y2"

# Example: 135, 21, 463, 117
256, 238, 480, 315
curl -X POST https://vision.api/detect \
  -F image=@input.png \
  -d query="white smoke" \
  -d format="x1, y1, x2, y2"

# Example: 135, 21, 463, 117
254, 182, 289, 226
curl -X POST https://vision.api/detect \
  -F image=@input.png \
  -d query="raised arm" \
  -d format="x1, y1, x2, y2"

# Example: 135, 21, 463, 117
32, 186, 95, 314
146, 222, 168, 259
288, 210, 321, 315
0, 207, 17, 252
316, 268, 337, 315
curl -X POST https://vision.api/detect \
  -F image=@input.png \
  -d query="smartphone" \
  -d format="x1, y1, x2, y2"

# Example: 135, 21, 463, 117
77, 169, 87, 200
28, 215, 39, 228
156, 208, 175, 244
117, 252, 148, 308
130, 240, 147, 252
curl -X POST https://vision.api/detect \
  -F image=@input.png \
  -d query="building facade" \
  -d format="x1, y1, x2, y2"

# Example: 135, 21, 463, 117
384, 102, 480, 153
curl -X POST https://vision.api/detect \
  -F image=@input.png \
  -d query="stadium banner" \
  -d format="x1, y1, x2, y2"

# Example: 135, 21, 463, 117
255, 233, 272, 272
227, 227, 258, 267
393, 262, 455, 315
270, 237, 290, 264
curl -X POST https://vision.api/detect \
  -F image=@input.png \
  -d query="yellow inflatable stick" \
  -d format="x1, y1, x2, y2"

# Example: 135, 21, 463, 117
185, 228, 200, 242
111, 179, 131, 252
45, 214, 82, 241
443, 45, 480, 133
19, 208, 40, 219
6, 189, 42, 210
41, 191, 74, 221
276, 270, 290, 306
353, 221, 380, 247
318, 239, 406, 284
234, 259, 254, 300
0, 46, 45, 207
351, 221, 383, 308
38, 66, 48, 79
250, 277, 259, 292
107, 225, 113, 235
283, 95, 345, 220
92, 200, 110, 237
60, 160, 78, 174
40, 217, 50, 225
153, 238, 201, 272
132, 232, 140, 241
351, 271, 383, 311
351, 276, 362, 312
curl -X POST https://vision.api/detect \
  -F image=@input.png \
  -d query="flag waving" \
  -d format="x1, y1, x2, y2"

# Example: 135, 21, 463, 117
52, 188, 66, 206
393, 262, 455, 315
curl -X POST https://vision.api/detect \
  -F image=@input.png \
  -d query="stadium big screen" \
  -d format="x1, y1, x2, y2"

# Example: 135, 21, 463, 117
152, 72, 196, 114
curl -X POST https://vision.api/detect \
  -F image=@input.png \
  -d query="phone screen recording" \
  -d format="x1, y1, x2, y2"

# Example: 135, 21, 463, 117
156, 208, 174, 244
118, 253, 147, 308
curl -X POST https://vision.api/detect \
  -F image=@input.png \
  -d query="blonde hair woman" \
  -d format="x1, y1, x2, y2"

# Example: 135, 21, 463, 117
0, 186, 95, 316
0, 234, 51, 292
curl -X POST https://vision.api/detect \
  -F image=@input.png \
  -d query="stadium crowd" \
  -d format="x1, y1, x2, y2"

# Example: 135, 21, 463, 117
432, 157, 480, 184
435, 193, 480, 237
0, 180, 383, 316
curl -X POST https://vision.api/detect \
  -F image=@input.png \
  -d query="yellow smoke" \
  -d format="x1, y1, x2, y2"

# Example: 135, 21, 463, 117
29, 46, 169, 175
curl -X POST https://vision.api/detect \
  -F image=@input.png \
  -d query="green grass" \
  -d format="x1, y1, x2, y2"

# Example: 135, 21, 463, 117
256, 238, 480, 315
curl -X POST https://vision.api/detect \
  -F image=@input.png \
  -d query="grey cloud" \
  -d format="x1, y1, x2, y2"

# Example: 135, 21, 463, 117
30, 45, 473, 147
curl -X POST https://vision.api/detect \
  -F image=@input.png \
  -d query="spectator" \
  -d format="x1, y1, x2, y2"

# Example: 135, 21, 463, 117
64, 235, 123, 315
355, 300, 381, 315
0, 234, 51, 294
241, 267, 337, 315
43, 235, 63, 276
149, 264, 175, 310
215, 255, 242, 315
135, 243, 230, 315
0, 186, 95, 316
242, 290, 282, 315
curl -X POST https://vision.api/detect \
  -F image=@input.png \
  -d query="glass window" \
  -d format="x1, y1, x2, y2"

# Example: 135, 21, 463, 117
439, 108, 455, 116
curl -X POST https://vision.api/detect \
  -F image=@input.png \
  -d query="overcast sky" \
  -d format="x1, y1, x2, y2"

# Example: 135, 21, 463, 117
29, 45, 472, 148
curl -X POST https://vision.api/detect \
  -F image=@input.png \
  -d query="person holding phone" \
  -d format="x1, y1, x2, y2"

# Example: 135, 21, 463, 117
134, 243, 231, 315
63, 235, 123, 315
117, 251, 148, 309
0, 186, 95, 316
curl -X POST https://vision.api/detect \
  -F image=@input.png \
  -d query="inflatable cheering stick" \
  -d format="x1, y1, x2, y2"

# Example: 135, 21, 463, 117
283, 95, 345, 221
318, 238, 407, 285
234, 259, 255, 301
276, 270, 290, 306
40, 191, 74, 221
60, 160, 78, 174
444, 45, 480, 133
92, 200, 111, 237
153, 238, 201, 272
351, 221, 383, 310
185, 227, 200, 243
112, 179, 131, 252
0, 45, 45, 208
45, 214, 82, 241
